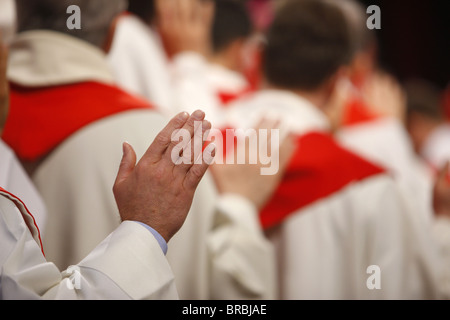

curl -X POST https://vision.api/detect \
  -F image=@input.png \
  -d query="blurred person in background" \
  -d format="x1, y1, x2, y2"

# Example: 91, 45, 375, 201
225, 0, 449, 299
405, 79, 450, 172
321, 0, 436, 225
108, 0, 222, 123
206, 0, 256, 107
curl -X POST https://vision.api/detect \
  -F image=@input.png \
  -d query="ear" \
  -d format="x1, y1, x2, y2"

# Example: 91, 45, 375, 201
324, 66, 350, 98
226, 38, 247, 72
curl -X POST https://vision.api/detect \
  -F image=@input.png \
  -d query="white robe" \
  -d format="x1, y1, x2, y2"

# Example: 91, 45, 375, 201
336, 117, 450, 297
0, 189, 178, 300
226, 89, 449, 299
7, 30, 275, 300
421, 124, 450, 170
206, 63, 250, 98
108, 14, 223, 125
0, 139, 47, 234
337, 119, 435, 224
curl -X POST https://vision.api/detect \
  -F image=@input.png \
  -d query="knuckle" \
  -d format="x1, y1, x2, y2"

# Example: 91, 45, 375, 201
155, 132, 169, 146
151, 164, 167, 180
189, 165, 205, 182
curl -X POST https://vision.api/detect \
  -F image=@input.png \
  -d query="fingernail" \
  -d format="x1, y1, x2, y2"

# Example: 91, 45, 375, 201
122, 141, 129, 155
192, 110, 205, 120
179, 112, 189, 120
202, 120, 211, 132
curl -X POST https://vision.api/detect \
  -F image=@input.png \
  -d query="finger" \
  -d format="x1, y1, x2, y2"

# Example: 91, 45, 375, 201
114, 142, 137, 186
180, 119, 211, 165
157, 0, 176, 30
255, 117, 281, 154
142, 112, 189, 164
254, 116, 280, 131
168, 110, 206, 167
167, 110, 205, 159
177, 0, 193, 23
184, 143, 216, 190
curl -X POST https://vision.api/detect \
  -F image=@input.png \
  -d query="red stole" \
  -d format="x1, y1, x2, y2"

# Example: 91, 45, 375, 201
260, 132, 386, 229
444, 87, 450, 121
0, 187, 44, 256
2, 81, 153, 162
217, 87, 253, 106
341, 96, 379, 127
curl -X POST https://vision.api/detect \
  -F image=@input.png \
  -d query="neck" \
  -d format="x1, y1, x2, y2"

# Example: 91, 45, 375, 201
267, 85, 329, 111
291, 89, 328, 111
209, 52, 239, 72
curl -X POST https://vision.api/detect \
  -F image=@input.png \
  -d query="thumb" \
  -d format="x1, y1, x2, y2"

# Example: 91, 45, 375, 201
115, 142, 137, 185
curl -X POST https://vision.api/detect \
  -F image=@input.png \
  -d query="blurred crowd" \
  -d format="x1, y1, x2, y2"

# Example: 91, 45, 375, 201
0, 0, 449, 299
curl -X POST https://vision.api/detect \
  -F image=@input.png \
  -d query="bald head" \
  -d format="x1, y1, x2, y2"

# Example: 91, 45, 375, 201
15, 0, 126, 48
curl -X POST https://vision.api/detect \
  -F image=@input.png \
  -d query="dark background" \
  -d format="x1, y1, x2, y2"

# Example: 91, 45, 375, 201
358, 0, 449, 90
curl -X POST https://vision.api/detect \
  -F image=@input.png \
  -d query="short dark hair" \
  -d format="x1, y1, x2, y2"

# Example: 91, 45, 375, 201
128, 0, 156, 24
212, 0, 252, 53
405, 79, 443, 121
263, 0, 352, 90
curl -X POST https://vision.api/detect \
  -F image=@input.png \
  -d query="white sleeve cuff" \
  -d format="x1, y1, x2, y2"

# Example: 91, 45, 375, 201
215, 193, 262, 234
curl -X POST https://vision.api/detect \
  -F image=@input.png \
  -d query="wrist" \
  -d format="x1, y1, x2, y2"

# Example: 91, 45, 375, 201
133, 221, 168, 254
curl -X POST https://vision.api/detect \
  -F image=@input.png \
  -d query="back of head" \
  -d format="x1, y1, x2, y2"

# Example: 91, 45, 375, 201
15, 0, 126, 48
263, 0, 352, 91
333, 0, 376, 55
212, 0, 252, 53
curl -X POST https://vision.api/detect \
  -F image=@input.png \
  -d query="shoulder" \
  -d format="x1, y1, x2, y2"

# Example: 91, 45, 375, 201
293, 132, 386, 179
260, 132, 387, 229
5, 82, 155, 162
39, 109, 166, 168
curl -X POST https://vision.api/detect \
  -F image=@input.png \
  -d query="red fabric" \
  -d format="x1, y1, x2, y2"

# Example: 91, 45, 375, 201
217, 86, 253, 106
0, 187, 44, 256
341, 97, 380, 127
259, 132, 386, 229
2, 81, 153, 161
218, 126, 386, 230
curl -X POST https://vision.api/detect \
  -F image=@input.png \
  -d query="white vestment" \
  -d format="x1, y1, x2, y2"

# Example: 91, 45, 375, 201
337, 118, 436, 224
336, 117, 450, 296
421, 124, 450, 170
226, 89, 450, 299
0, 189, 178, 300
108, 14, 223, 125
7, 30, 275, 300
206, 63, 250, 98
0, 140, 47, 234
